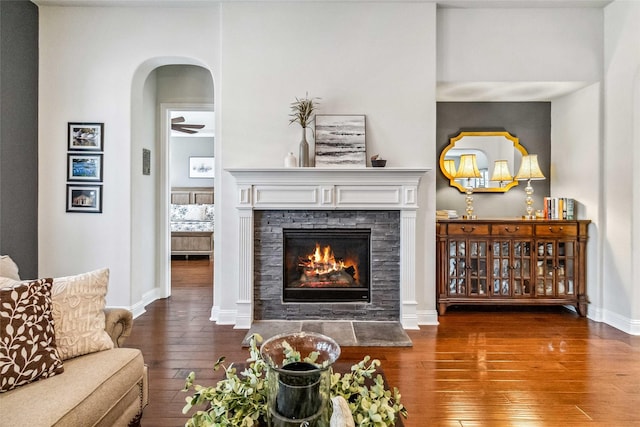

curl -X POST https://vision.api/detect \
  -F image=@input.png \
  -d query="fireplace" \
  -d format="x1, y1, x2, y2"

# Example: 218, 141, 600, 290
227, 167, 429, 329
283, 229, 371, 303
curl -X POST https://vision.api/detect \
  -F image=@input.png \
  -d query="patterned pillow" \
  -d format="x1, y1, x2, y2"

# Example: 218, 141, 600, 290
0, 278, 64, 393
203, 204, 215, 222
0, 255, 20, 280
170, 204, 206, 221
51, 268, 114, 360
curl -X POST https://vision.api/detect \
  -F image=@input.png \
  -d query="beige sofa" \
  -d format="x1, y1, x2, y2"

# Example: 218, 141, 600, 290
0, 307, 148, 427
0, 257, 148, 427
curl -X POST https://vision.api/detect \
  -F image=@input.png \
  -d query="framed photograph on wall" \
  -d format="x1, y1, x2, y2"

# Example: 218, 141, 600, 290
189, 156, 214, 178
67, 153, 103, 182
68, 122, 104, 151
314, 115, 366, 168
66, 184, 102, 213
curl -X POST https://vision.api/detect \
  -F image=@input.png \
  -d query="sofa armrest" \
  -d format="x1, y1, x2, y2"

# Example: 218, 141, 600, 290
104, 308, 133, 348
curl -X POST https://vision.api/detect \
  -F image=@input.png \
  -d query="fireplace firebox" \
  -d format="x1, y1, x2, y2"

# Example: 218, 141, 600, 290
283, 229, 371, 303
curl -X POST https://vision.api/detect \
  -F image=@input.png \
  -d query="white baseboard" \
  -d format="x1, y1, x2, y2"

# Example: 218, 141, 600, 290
417, 309, 439, 326
129, 287, 162, 319
601, 309, 640, 335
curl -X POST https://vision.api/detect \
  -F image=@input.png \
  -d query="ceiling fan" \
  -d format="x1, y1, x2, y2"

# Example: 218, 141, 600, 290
171, 116, 205, 134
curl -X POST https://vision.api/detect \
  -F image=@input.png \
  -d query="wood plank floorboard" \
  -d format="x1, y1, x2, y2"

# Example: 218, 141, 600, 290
125, 259, 640, 426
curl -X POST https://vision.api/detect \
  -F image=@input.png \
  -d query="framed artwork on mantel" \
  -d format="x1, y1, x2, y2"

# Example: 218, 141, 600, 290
314, 114, 366, 168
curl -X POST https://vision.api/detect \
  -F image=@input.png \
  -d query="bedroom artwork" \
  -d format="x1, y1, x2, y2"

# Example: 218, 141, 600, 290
314, 115, 366, 167
189, 156, 215, 178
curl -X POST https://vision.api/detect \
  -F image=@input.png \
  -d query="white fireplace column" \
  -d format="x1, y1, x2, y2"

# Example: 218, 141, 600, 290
228, 168, 429, 330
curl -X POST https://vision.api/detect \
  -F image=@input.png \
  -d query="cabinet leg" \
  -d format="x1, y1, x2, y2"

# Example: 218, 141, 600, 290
577, 302, 588, 317
438, 302, 447, 316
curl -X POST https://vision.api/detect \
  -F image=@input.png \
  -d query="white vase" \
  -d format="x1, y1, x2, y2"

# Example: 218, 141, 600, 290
284, 152, 296, 168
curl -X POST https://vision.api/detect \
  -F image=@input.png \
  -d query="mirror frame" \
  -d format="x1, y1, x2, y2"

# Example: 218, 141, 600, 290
440, 130, 528, 193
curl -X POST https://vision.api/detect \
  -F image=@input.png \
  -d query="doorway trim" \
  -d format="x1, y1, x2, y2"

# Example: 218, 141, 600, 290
159, 102, 215, 299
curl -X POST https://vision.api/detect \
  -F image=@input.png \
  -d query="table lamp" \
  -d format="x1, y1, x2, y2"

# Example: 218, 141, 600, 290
456, 154, 481, 219
443, 159, 457, 178
490, 160, 513, 187
515, 154, 545, 219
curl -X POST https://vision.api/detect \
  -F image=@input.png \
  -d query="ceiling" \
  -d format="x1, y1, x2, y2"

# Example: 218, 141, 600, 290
33, 0, 614, 7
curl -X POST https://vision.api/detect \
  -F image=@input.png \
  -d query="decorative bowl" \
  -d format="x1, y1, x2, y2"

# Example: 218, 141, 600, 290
371, 159, 387, 167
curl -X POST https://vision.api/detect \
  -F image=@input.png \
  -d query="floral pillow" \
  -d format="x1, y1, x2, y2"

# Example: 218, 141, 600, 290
170, 204, 206, 222
0, 278, 64, 392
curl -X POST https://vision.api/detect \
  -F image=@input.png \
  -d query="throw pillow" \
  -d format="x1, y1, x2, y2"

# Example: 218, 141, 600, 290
51, 268, 114, 360
0, 278, 64, 393
0, 277, 20, 289
0, 255, 20, 280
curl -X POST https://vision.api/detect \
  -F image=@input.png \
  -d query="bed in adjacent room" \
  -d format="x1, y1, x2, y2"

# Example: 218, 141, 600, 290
170, 187, 214, 258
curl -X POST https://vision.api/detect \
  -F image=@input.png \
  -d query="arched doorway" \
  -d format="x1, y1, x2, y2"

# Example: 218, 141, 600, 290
130, 59, 215, 313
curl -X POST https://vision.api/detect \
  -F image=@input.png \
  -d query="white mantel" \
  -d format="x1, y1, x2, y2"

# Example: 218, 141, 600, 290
227, 167, 430, 330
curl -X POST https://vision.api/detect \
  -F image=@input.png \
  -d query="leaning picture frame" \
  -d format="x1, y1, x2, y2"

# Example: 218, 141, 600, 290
314, 115, 366, 168
68, 122, 104, 151
67, 153, 103, 182
66, 184, 102, 213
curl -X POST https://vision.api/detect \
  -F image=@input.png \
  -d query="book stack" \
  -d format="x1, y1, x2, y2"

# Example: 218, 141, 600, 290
436, 210, 459, 219
543, 197, 575, 220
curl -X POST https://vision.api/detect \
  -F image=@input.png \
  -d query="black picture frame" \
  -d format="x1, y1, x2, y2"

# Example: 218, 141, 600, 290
67, 153, 103, 182
66, 184, 102, 213
68, 122, 104, 151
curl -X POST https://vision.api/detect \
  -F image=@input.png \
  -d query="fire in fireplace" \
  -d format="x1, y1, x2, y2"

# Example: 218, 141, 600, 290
283, 229, 371, 302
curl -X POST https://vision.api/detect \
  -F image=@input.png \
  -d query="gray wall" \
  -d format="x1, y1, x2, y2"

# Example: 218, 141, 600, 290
436, 102, 551, 218
0, 1, 38, 278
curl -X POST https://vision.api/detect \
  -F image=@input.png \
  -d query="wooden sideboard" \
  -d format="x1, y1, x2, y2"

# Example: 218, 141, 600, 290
436, 219, 590, 316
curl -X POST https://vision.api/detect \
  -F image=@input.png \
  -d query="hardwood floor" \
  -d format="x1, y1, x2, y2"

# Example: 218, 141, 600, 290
126, 258, 640, 426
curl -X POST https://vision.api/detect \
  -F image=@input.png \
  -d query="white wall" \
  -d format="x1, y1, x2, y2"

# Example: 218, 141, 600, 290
602, 0, 640, 334
38, 5, 221, 307
216, 1, 438, 323
437, 7, 603, 82
551, 83, 601, 319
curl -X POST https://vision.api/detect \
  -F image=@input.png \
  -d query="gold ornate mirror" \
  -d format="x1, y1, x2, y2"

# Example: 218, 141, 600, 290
440, 131, 528, 193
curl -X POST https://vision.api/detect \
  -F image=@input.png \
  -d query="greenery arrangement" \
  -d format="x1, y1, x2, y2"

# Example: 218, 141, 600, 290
182, 334, 407, 427
289, 93, 320, 129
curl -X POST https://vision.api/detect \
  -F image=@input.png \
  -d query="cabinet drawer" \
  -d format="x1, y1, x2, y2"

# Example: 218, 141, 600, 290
447, 224, 490, 236
535, 224, 578, 237
491, 224, 533, 237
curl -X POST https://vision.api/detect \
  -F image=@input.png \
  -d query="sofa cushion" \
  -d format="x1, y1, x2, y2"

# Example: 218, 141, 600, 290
0, 255, 20, 280
0, 278, 64, 392
51, 268, 114, 360
0, 347, 145, 427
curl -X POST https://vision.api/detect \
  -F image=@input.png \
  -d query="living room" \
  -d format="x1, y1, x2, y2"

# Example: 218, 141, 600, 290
1, 0, 639, 424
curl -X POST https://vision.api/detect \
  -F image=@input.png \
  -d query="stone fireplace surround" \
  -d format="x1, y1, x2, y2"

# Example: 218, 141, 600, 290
228, 167, 429, 330
254, 209, 400, 321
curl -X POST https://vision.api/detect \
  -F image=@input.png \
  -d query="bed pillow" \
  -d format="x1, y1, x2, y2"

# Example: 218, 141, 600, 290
0, 255, 20, 280
203, 204, 215, 222
170, 204, 206, 222
51, 268, 114, 360
0, 278, 64, 392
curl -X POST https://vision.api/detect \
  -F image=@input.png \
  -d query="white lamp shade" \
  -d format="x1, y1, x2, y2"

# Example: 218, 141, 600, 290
456, 154, 481, 179
490, 160, 513, 182
515, 154, 545, 181
443, 159, 457, 177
